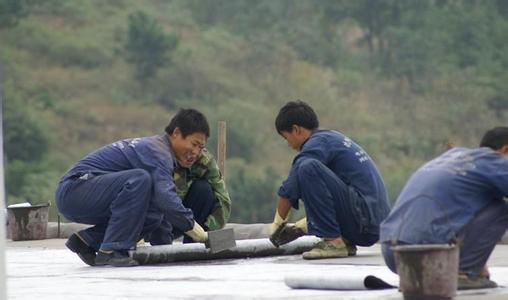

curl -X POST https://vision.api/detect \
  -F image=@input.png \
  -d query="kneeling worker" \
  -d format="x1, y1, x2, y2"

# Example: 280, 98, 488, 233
380, 127, 508, 289
268, 100, 390, 259
56, 108, 231, 266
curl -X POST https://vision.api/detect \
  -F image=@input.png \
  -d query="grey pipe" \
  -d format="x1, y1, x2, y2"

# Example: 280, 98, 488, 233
131, 236, 320, 265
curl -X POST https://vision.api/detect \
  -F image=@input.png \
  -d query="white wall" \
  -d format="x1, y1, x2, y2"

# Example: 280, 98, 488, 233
0, 82, 7, 300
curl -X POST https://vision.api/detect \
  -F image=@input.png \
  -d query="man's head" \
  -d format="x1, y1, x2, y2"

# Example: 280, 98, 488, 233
480, 126, 508, 155
166, 108, 210, 168
275, 100, 319, 150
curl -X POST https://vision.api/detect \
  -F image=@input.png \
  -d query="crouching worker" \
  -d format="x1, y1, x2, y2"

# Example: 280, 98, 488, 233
56, 108, 231, 267
380, 127, 508, 289
268, 100, 390, 259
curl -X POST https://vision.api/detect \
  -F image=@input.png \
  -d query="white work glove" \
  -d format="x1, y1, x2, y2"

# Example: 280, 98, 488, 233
269, 210, 289, 235
185, 221, 209, 242
294, 217, 308, 233
270, 217, 307, 247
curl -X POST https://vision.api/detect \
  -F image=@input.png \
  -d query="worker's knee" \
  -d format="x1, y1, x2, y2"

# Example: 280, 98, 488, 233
188, 179, 214, 206
125, 169, 152, 191
297, 158, 325, 177
381, 242, 398, 274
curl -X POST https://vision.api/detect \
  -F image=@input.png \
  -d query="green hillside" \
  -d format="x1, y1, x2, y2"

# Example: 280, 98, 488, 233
2, 0, 507, 222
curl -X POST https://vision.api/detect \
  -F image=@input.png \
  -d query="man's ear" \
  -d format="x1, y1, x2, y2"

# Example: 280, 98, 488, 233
499, 145, 508, 155
172, 127, 181, 138
292, 125, 301, 135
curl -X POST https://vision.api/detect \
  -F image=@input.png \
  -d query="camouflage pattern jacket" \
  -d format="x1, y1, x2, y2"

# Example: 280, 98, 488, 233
174, 148, 232, 230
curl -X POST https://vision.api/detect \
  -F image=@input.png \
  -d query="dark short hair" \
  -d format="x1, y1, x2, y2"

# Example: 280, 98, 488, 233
480, 126, 508, 150
165, 108, 210, 138
275, 100, 319, 134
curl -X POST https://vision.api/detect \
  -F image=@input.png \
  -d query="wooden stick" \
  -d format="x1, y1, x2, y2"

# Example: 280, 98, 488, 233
217, 121, 226, 180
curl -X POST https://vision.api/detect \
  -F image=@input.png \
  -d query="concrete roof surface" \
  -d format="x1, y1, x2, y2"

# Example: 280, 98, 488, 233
5, 239, 508, 300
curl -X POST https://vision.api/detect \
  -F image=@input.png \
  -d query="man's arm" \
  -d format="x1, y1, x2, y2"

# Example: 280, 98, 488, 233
269, 197, 291, 235
134, 140, 195, 232
201, 151, 232, 230
276, 197, 292, 220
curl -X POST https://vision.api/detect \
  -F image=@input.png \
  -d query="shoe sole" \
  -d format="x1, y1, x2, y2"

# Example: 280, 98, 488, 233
65, 234, 96, 266
302, 252, 348, 260
95, 261, 139, 267
95, 251, 139, 267
95, 259, 139, 267
302, 254, 348, 260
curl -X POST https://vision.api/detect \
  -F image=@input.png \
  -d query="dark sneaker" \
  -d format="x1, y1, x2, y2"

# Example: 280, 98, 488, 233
302, 240, 348, 260
458, 273, 498, 290
65, 233, 96, 266
343, 238, 357, 256
95, 250, 139, 267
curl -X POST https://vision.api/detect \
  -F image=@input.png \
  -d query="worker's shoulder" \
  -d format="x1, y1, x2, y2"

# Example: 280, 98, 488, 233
189, 149, 218, 177
196, 148, 216, 165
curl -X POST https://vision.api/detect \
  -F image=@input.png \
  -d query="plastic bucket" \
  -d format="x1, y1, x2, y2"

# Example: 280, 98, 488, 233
7, 203, 50, 241
392, 244, 459, 300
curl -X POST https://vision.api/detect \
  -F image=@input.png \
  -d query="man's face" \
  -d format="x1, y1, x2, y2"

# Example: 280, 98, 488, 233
281, 129, 303, 151
170, 129, 207, 168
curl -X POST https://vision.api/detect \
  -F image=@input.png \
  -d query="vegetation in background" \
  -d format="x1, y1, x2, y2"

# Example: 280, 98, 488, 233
124, 10, 179, 81
1, 0, 506, 223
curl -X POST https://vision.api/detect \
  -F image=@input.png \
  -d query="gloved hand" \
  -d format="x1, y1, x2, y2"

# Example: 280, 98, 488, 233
269, 210, 289, 236
269, 217, 307, 247
184, 221, 208, 242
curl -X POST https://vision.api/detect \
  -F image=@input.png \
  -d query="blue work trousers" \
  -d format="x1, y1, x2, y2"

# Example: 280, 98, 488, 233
382, 200, 508, 276
56, 169, 152, 251
297, 159, 378, 246
142, 179, 216, 245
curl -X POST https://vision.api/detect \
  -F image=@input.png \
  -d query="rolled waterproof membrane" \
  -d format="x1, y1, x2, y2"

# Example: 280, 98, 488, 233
285, 274, 395, 290
131, 236, 320, 265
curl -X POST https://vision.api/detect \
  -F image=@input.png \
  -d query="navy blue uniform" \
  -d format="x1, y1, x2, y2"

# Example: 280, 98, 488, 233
380, 147, 508, 275
56, 135, 195, 251
278, 130, 390, 245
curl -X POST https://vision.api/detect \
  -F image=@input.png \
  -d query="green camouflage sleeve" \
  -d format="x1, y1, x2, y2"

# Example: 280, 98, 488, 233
198, 150, 232, 230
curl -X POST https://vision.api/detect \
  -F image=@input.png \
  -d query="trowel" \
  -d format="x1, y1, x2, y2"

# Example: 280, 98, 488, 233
205, 228, 236, 253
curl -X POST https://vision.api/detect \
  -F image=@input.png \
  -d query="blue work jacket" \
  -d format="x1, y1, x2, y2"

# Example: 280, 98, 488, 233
60, 134, 194, 232
278, 129, 390, 234
380, 147, 508, 244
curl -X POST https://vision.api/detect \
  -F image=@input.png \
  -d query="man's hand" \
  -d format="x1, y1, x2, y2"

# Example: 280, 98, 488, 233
269, 217, 307, 247
184, 222, 208, 242
269, 209, 289, 236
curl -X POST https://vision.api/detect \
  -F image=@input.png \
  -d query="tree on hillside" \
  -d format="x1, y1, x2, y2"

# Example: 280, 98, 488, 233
182, 0, 344, 67
124, 11, 179, 81
0, 0, 36, 28
3, 87, 50, 203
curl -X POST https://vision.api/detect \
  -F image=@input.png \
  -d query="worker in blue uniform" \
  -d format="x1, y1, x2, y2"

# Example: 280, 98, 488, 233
380, 126, 508, 289
268, 100, 390, 259
56, 109, 229, 267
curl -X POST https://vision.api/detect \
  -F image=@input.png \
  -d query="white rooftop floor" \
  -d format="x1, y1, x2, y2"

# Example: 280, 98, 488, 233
5, 239, 508, 299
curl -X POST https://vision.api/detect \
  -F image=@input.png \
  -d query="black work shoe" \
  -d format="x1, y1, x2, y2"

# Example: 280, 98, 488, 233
95, 250, 139, 267
65, 233, 97, 266
458, 273, 498, 290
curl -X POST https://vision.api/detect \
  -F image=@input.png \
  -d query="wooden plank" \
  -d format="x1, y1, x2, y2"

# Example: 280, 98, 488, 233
0, 93, 7, 299
217, 121, 227, 180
